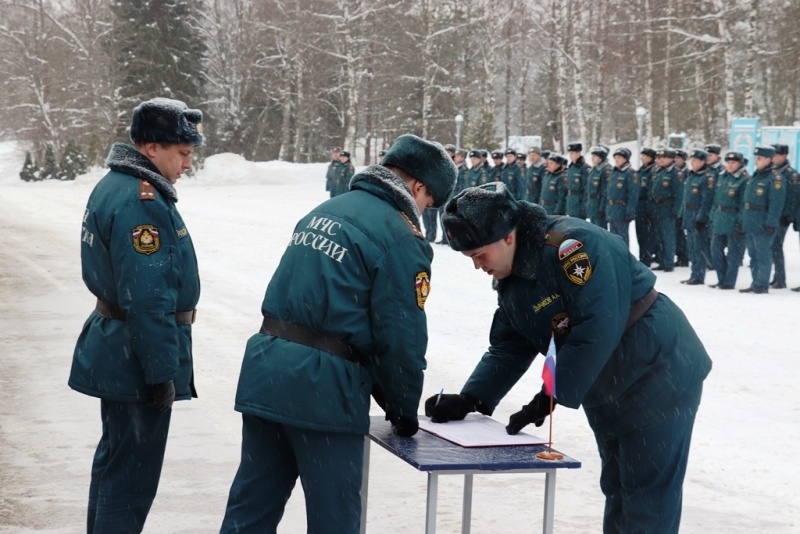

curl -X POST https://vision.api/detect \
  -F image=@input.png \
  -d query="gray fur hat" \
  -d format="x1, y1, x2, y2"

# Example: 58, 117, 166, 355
442, 182, 520, 251
382, 134, 457, 208
130, 97, 204, 147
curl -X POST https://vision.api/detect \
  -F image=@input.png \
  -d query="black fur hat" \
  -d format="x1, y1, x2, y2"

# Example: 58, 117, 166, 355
442, 182, 520, 251
129, 98, 204, 147
382, 134, 457, 208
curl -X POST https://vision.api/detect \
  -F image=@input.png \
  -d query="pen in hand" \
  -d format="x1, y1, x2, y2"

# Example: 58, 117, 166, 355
436, 388, 443, 405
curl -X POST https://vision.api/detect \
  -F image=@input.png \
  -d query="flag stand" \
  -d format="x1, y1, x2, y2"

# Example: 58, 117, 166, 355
536, 395, 563, 461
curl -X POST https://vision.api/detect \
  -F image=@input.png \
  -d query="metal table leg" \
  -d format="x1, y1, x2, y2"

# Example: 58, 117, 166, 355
425, 472, 439, 534
360, 437, 371, 534
542, 470, 556, 534
461, 474, 473, 534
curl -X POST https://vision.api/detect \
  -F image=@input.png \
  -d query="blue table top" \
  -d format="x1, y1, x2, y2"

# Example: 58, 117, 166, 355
369, 416, 581, 472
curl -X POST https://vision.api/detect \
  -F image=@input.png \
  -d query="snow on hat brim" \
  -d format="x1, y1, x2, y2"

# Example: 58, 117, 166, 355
130, 97, 204, 147
382, 134, 457, 208
442, 182, 520, 251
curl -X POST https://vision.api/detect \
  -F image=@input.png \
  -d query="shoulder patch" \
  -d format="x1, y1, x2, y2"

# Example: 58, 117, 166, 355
415, 271, 431, 309
398, 211, 424, 239
558, 238, 583, 260
562, 251, 592, 285
132, 224, 160, 255
139, 180, 155, 201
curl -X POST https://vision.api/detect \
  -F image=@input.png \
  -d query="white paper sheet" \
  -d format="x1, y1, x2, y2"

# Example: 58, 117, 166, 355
419, 413, 549, 448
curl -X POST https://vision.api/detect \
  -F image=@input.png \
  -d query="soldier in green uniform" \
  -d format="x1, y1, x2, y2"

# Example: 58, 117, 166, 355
704, 144, 723, 184
453, 148, 468, 194
740, 145, 787, 293
326, 147, 341, 197
525, 147, 546, 203
769, 144, 798, 289
606, 148, 639, 247
680, 150, 715, 285
71, 98, 204, 532
585, 145, 611, 229
429, 183, 711, 534
467, 150, 488, 187
650, 148, 682, 272
674, 150, 690, 267
334, 151, 355, 197
221, 135, 457, 533
565, 142, 589, 219
539, 152, 568, 215
501, 148, 523, 198
636, 147, 657, 266
490, 150, 505, 182
709, 151, 748, 289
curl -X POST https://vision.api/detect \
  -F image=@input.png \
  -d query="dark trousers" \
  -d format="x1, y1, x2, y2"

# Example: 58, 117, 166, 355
88, 400, 171, 534
608, 220, 630, 247
588, 385, 702, 534
771, 224, 789, 284
711, 233, 746, 287
746, 232, 775, 290
653, 216, 676, 269
635, 215, 657, 265
422, 208, 438, 242
687, 226, 710, 282
221, 415, 364, 534
438, 206, 449, 244
675, 220, 689, 264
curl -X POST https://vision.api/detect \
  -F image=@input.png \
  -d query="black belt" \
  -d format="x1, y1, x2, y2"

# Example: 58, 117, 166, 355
684, 203, 700, 209
718, 206, 739, 213
541, 200, 556, 205
260, 316, 362, 364
608, 200, 627, 205
652, 197, 674, 204
567, 190, 583, 196
744, 203, 767, 211
95, 299, 196, 325
588, 194, 601, 199
625, 288, 658, 331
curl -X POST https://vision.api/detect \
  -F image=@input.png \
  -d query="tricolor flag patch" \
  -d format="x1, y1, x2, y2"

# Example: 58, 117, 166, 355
558, 238, 583, 260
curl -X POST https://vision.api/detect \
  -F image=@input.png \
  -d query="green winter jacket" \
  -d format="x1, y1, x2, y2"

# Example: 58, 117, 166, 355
234, 165, 433, 435
70, 143, 200, 402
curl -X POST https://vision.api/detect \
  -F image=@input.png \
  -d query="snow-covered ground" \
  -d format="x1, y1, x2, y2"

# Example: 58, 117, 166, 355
1, 140, 799, 533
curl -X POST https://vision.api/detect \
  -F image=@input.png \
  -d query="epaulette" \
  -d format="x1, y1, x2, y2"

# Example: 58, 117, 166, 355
544, 230, 567, 247
139, 179, 155, 201
398, 211, 424, 239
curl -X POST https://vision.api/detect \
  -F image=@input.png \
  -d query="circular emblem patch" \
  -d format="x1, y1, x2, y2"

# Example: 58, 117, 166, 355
551, 312, 571, 335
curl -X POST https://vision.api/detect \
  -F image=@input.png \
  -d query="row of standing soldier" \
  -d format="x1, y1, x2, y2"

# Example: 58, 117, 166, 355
415, 142, 799, 293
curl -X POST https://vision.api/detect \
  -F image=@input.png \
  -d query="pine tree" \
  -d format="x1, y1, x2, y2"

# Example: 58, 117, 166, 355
109, 0, 207, 141
58, 141, 89, 181
19, 151, 39, 182
465, 105, 500, 151
41, 145, 59, 181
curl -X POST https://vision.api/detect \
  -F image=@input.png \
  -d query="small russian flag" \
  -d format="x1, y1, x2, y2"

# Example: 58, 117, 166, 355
542, 336, 557, 398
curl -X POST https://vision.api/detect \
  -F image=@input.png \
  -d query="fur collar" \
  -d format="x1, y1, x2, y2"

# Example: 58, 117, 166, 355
350, 165, 421, 224
105, 143, 178, 202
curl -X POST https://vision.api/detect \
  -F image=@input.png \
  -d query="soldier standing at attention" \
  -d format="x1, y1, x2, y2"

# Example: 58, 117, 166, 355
71, 98, 204, 532
585, 145, 611, 229
709, 151, 748, 290
704, 144, 723, 184
539, 152, 568, 215
428, 183, 711, 534
501, 147, 523, 198
635, 147, 658, 266
650, 148, 682, 272
674, 149, 690, 267
606, 148, 639, 246
326, 147, 341, 197
467, 150, 488, 187
565, 142, 589, 219
221, 135, 456, 533
680, 149, 715, 285
334, 150, 355, 197
490, 150, 505, 182
769, 143, 798, 289
740, 145, 787, 293
525, 146, 546, 203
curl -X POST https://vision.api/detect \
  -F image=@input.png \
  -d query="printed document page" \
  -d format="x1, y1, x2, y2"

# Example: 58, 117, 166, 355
419, 413, 548, 448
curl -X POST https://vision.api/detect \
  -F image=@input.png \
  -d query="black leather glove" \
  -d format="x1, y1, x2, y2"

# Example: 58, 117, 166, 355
694, 221, 707, 231
624, 215, 634, 223
735, 223, 743, 234
371, 383, 388, 412
506, 392, 553, 435
388, 414, 419, 437
780, 215, 791, 228
424, 393, 478, 423
765, 226, 775, 236
146, 380, 175, 412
